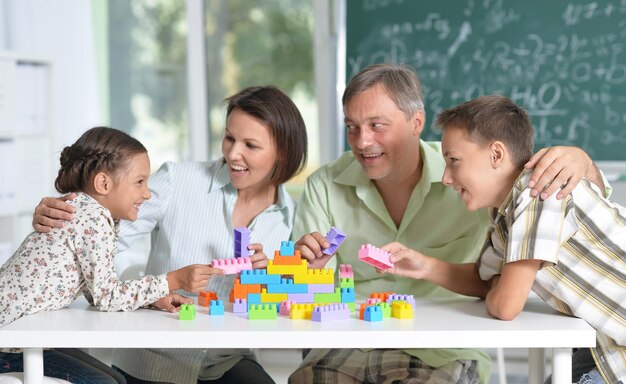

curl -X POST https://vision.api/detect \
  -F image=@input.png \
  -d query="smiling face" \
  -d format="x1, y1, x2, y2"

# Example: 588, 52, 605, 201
221, 108, 278, 192
105, 152, 152, 221
344, 84, 424, 184
441, 126, 513, 211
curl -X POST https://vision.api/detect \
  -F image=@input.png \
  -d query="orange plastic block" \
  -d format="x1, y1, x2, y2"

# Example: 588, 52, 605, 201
391, 302, 414, 319
293, 269, 334, 284
370, 292, 395, 302
198, 290, 218, 306
273, 249, 303, 265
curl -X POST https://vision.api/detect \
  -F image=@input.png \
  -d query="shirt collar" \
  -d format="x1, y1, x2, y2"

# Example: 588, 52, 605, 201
492, 169, 530, 221
333, 140, 446, 187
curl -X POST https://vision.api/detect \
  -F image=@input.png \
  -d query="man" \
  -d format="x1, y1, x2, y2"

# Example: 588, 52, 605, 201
289, 63, 605, 383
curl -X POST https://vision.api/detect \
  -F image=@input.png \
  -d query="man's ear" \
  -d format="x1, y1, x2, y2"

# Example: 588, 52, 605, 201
92, 172, 113, 195
490, 141, 507, 168
410, 110, 425, 136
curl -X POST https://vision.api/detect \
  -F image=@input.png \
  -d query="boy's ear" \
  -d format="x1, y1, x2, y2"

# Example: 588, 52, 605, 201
92, 172, 113, 195
490, 141, 507, 168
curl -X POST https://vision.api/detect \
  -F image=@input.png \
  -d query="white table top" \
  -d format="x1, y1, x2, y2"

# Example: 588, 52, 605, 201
0, 297, 595, 350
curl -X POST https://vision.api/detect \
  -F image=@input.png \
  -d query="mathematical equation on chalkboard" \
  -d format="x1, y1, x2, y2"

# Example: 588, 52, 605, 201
347, 0, 626, 160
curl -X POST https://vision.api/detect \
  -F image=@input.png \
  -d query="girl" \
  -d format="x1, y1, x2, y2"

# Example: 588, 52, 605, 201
0, 127, 200, 383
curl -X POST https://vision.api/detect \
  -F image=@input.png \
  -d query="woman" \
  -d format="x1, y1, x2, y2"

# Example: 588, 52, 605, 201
32, 86, 308, 384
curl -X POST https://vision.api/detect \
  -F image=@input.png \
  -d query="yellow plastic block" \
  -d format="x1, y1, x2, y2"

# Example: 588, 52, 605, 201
260, 289, 288, 303
290, 303, 320, 320
293, 268, 334, 284
391, 302, 414, 319
266, 259, 308, 275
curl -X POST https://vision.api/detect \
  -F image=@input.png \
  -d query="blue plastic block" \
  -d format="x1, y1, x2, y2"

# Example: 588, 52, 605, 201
266, 278, 308, 294
364, 306, 383, 322
240, 269, 281, 285
341, 287, 355, 303
209, 300, 224, 315
280, 240, 295, 256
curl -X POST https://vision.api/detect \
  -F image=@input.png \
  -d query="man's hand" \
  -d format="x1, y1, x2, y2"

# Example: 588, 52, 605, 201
167, 264, 225, 293
33, 193, 77, 233
525, 146, 597, 200
295, 232, 333, 269
151, 293, 193, 312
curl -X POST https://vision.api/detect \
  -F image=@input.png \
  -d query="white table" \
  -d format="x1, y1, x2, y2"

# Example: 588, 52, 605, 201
0, 297, 595, 384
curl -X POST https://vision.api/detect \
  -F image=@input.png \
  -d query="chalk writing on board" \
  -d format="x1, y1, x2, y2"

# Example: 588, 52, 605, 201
347, 0, 626, 160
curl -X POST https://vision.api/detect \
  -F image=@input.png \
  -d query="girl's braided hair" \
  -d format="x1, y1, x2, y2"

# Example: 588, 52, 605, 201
55, 127, 147, 194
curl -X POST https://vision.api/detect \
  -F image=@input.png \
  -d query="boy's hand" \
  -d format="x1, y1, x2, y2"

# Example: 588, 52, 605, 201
151, 293, 193, 312
379, 242, 432, 280
33, 193, 77, 233
525, 146, 593, 200
248, 243, 269, 269
167, 264, 225, 293
295, 232, 333, 269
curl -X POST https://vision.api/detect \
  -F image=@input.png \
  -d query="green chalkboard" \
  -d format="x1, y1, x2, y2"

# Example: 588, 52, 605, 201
346, 0, 626, 160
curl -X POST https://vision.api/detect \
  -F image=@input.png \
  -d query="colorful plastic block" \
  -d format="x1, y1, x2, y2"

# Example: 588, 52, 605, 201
211, 257, 252, 274
240, 269, 281, 285
387, 294, 415, 308
260, 289, 288, 303
358, 244, 393, 269
366, 298, 382, 305
198, 290, 218, 306
290, 303, 320, 320
273, 249, 303, 265
234, 227, 251, 258
339, 264, 354, 279
314, 288, 341, 304
339, 278, 354, 289
323, 227, 346, 255
248, 304, 277, 320
370, 292, 394, 302
179, 304, 196, 320
247, 293, 261, 303
279, 300, 295, 316
363, 306, 383, 322
341, 288, 355, 303
307, 284, 335, 293
293, 268, 334, 284
311, 304, 351, 322
266, 278, 308, 294
233, 299, 248, 313
391, 302, 414, 319
376, 302, 392, 318
287, 292, 315, 303
280, 240, 295, 256
266, 259, 308, 275
209, 300, 224, 315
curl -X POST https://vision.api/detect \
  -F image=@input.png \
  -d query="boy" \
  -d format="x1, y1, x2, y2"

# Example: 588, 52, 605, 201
380, 95, 625, 383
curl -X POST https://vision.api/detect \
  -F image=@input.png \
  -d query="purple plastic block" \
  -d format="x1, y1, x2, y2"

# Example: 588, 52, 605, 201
311, 304, 351, 322
233, 299, 248, 313
287, 293, 315, 303
387, 294, 415, 308
358, 244, 393, 269
307, 284, 335, 293
234, 227, 251, 258
322, 227, 347, 255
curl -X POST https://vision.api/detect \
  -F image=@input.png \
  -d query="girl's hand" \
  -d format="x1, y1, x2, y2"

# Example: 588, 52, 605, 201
151, 293, 193, 312
248, 243, 270, 269
167, 264, 225, 293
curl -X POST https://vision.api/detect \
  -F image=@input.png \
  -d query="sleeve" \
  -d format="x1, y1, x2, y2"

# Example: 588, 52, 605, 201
476, 231, 505, 281
72, 212, 170, 312
291, 173, 338, 270
505, 189, 573, 265
117, 162, 175, 252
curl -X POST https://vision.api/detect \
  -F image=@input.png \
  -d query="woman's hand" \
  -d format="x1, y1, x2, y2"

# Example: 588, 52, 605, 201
248, 243, 269, 269
151, 293, 194, 312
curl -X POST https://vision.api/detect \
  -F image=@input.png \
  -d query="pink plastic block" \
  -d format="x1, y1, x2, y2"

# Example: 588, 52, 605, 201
358, 244, 393, 269
311, 304, 351, 322
211, 257, 253, 274
366, 298, 382, 305
233, 299, 248, 313
339, 264, 354, 279
279, 300, 295, 316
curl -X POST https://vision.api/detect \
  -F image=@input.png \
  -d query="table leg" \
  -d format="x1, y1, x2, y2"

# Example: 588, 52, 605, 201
552, 348, 572, 384
528, 348, 545, 384
23, 348, 44, 384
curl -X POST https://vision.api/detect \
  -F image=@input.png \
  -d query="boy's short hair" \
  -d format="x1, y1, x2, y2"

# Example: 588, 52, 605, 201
436, 95, 534, 168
